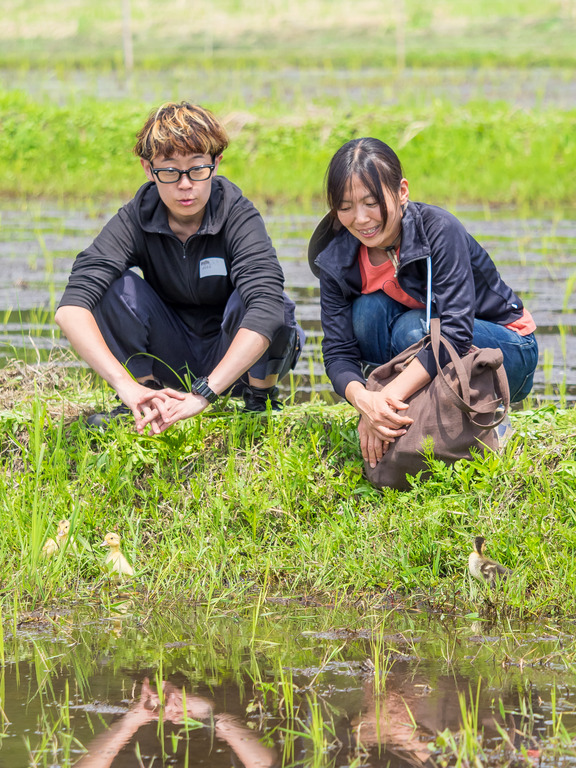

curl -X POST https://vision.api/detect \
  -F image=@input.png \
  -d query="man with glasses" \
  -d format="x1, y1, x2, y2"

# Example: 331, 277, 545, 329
55, 102, 304, 434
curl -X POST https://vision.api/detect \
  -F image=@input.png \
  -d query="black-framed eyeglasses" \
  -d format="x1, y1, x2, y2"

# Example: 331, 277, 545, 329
150, 163, 215, 183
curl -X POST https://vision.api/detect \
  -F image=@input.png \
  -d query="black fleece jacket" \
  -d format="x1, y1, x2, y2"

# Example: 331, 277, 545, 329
309, 201, 527, 398
58, 177, 286, 341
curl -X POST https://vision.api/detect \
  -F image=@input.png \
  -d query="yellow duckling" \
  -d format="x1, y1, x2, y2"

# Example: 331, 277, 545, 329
100, 532, 134, 579
41, 519, 74, 558
56, 519, 78, 552
41, 536, 59, 558
468, 536, 510, 585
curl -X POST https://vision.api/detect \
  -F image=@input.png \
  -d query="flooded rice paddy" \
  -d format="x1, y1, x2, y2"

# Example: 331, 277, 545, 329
5, 602, 576, 767
1, 200, 576, 403
3, 67, 576, 111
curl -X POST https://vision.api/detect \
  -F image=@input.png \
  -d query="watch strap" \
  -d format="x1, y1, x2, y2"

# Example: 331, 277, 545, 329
191, 376, 219, 403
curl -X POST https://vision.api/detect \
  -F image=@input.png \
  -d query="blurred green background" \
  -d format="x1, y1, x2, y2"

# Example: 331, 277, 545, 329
1, 0, 575, 208
3, 0, 576, 69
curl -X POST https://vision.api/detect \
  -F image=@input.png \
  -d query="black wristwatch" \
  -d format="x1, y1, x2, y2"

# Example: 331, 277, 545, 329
190, 376, 219, 404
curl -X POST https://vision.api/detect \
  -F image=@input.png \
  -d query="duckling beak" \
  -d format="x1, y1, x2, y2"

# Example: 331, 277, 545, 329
100, 539, 109, 547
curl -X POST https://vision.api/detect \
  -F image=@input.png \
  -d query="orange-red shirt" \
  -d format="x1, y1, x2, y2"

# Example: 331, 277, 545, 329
505, 309, 536, 336
358, 244, 424, 310
358, 244, 536, 337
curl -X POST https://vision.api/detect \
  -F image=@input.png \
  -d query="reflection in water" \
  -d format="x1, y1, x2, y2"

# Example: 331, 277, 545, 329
350, 665, 546, 767
76, 679, 278, 768
0, 605, 574, 767
1, 203, 576, 402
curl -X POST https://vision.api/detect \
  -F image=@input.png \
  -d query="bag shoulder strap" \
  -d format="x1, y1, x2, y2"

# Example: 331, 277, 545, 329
425, 255, 432, 333
423, 257, 509, 427
429, 319, 510, 427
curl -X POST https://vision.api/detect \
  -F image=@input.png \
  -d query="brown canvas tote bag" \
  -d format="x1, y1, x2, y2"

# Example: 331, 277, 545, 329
363, 317, 510, 490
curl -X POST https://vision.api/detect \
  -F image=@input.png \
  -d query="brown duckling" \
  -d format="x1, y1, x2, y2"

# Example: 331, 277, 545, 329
100, 532, 134, 579
468, 536, 510, 585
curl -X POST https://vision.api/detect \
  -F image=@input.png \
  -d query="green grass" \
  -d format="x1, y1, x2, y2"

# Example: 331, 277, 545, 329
1, 88, 575, 210
1, 361, 576, 619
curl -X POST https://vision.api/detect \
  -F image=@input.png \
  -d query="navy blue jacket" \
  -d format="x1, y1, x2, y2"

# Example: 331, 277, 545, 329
308, 201, 526, 398
59, 176, 286, 341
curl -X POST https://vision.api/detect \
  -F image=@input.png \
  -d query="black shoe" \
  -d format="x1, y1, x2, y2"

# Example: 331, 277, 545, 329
86, 399, 132, 429
86, 379, 164, 429
242, 385, 283, 412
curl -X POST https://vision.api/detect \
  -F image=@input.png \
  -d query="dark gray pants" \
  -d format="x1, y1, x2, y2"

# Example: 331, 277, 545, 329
93, 271, 304, 391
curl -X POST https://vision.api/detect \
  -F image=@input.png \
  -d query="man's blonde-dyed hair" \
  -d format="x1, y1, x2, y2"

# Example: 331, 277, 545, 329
133, 102, 229, 161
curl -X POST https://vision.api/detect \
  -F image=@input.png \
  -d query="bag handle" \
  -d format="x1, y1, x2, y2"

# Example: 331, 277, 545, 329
429, 318, 510, 428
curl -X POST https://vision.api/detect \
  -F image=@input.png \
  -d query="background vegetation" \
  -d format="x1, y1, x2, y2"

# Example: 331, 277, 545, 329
3, 0, 576, 69
1, 89, 574, 209
1, 0, 575, 209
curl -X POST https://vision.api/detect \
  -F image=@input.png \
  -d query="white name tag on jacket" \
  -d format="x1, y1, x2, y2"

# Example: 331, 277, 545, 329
199, 258, 228, 278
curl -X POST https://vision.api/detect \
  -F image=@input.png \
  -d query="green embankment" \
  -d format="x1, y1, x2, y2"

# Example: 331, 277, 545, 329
1, 365, 575, 617
1, 89, 574, 209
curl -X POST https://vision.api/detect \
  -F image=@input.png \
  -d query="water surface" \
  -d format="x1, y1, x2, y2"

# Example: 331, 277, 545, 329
2, 67, 576, 111
4, 603, 576, 767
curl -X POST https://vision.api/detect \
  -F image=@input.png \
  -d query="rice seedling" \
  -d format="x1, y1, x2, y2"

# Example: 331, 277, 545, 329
434, 679, 486, 766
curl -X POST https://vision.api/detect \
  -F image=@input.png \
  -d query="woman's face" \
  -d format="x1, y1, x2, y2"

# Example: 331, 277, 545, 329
336, 175, 409, 249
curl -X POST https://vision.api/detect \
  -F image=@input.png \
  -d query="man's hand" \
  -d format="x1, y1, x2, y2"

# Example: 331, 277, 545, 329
134, 389, 208, 434
113, 381, 186, 435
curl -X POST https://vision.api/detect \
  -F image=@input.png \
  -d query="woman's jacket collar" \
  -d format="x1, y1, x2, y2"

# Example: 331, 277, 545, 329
308, 201, 430, 278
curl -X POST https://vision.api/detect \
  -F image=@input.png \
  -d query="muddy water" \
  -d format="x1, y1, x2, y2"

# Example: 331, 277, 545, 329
1, 201, 575, 403
2, 604, 576, 767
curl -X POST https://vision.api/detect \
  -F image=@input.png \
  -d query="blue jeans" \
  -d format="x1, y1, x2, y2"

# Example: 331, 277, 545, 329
352, 291, 538, 402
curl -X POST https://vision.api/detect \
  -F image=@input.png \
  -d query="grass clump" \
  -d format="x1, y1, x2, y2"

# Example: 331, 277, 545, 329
1, 360, 576, 619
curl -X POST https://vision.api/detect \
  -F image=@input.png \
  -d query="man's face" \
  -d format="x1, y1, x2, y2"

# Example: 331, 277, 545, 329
141, 152, 222, 229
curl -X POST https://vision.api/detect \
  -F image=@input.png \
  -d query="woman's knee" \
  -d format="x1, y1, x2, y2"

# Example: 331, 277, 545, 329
352, 292, 406, 343
505, 336, 539, 402
390, 310, 427, 355
352, 293, 380, 339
